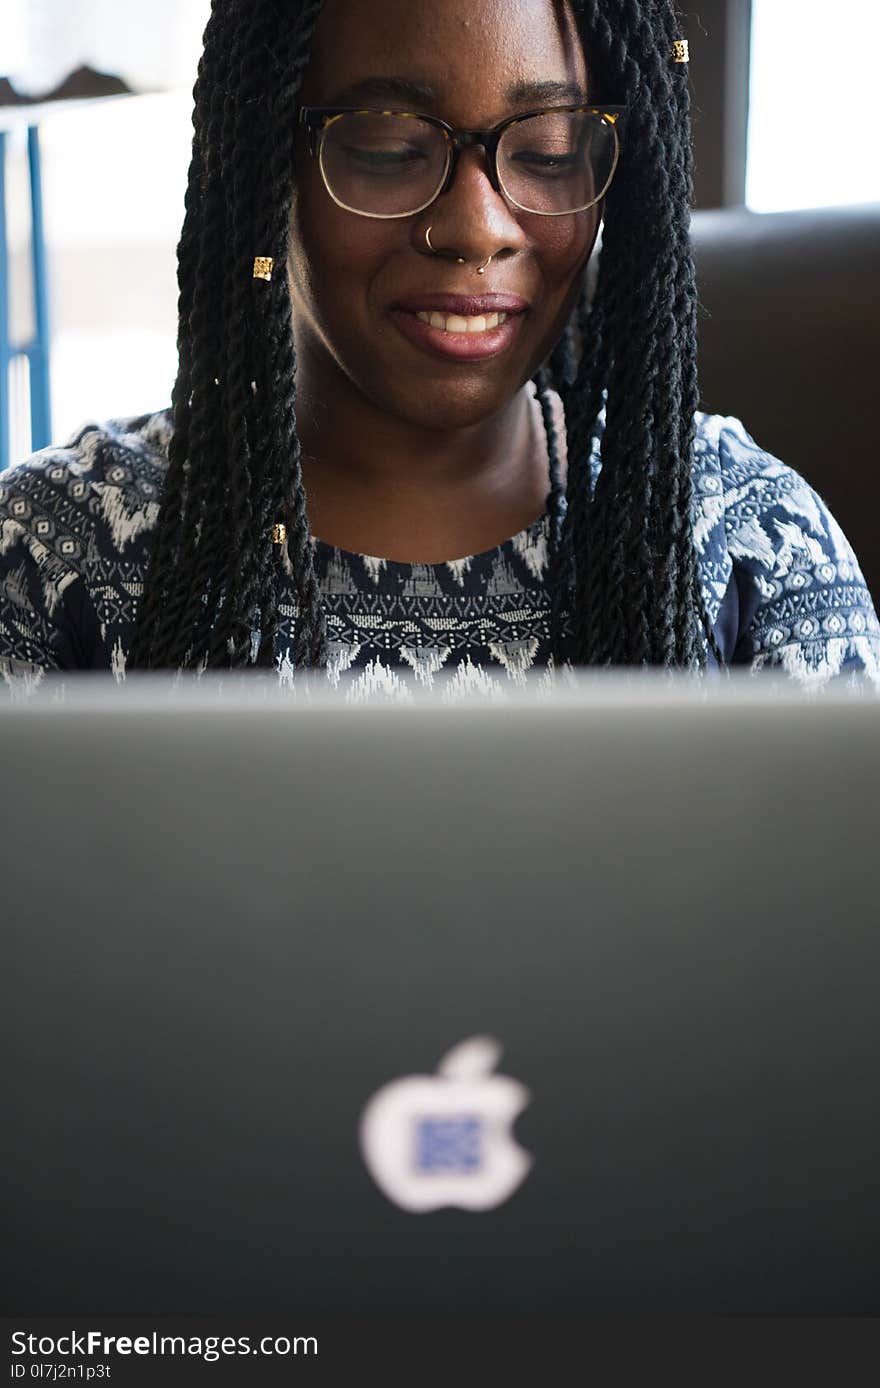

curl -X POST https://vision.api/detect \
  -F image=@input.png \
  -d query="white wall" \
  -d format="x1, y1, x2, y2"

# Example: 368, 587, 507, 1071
7, 92, 195, 462
4, 1, 210, 464
4, 0, 209, 94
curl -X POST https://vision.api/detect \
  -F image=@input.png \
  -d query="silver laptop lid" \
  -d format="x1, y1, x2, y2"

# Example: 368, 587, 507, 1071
3, 674, 879, 1314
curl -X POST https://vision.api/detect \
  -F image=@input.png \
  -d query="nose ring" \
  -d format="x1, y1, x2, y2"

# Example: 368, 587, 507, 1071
424, 226, 466, 263
426, 225, 492, 272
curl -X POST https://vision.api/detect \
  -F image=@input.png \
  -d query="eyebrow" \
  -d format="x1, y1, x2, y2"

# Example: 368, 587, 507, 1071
507, 79, 589, 105
330, 77, 438, 106
328, 76, 589, 108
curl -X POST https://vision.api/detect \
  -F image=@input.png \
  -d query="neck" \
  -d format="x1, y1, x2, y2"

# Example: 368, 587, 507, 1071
290, 341, 557, 562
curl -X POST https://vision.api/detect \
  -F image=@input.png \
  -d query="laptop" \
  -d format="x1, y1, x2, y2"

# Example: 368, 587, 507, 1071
2, 672, 879, 1317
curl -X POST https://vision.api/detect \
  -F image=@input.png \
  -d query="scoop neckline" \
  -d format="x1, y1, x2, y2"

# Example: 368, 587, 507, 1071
309, 506, 550, 569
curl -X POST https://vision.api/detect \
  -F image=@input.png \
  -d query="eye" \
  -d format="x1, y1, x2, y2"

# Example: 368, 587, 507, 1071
508, 149, 580, 176
340, 143, 431, 174
499, 110, 597, 184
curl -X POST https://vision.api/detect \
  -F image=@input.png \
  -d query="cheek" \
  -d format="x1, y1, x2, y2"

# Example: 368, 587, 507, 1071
289, 172, 405, 328
523, 210, 601, 357
526, 210, 600, 286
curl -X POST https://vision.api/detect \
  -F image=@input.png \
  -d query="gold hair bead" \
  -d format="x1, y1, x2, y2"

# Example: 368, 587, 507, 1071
271, 522, 287, 545
672, 39, 689, 64
253, 256, 274, 281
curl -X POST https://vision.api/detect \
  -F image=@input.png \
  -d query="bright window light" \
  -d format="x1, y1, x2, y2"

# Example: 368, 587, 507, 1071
747, 0, 880, 212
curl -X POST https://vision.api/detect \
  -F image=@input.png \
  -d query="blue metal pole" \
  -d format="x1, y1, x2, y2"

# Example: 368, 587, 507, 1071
27, 124, 52, 451
0, 129, 10, 471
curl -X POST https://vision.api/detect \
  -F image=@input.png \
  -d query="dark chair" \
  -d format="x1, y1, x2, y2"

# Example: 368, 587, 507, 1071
691, 202, 880, 605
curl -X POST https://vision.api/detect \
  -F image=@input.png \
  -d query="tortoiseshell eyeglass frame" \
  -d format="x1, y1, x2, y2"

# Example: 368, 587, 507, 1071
297, 104, 629, 218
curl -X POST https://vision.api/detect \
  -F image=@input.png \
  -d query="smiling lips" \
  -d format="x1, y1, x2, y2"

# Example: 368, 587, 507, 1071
391, 292, 528, 361
417, 309, 509, 333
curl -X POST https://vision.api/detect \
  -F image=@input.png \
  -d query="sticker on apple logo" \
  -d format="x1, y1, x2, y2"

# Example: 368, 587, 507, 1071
358, 1035, 533, 1212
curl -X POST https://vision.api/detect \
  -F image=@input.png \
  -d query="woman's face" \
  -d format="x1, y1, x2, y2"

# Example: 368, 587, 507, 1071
289, 0, 600, 431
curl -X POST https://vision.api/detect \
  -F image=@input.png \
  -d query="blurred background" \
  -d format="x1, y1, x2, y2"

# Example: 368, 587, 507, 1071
1, 0, 879, 595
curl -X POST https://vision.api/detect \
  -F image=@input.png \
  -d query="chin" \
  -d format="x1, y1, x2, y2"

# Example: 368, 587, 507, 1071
380, 380, 523, 432
359, 351, 537, 430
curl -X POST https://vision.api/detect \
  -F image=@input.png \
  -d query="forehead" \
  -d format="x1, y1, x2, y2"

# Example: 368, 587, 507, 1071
300, 0, 589, 119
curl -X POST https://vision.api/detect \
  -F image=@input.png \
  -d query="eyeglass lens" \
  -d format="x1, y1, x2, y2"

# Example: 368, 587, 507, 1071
317, 111, 618, 217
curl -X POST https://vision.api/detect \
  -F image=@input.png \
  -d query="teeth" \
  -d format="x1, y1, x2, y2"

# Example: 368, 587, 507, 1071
416, 310, 508, 333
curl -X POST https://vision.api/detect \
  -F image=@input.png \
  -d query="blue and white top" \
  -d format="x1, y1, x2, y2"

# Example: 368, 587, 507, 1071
1, 405, 878, 697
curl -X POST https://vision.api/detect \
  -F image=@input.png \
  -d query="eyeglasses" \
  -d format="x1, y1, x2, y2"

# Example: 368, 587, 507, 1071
298, 104, 627, 219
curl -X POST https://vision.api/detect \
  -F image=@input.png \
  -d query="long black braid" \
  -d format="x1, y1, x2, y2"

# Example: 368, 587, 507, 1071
128, 0, 725, 674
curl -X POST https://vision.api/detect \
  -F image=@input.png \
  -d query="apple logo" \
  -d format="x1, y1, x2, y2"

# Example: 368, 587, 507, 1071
358, 1035, 533, 1212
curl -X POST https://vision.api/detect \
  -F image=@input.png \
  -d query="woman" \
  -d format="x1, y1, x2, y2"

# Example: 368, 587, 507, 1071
1, 0, 878, 693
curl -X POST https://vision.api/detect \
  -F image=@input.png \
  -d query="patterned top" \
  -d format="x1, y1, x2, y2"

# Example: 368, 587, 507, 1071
1, 405, 878, 699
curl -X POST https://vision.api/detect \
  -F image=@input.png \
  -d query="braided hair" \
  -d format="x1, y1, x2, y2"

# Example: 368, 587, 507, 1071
128, 0, 724, 673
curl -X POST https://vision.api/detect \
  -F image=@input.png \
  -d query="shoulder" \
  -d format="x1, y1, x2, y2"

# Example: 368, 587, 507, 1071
0, 408, 171, 564
1, 407, 171, 527
694, 411, 845, 552
1, 409, 172, 681
690, 412, 880, 683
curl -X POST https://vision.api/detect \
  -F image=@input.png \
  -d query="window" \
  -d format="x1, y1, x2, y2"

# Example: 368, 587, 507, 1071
747, 0, 880, 211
